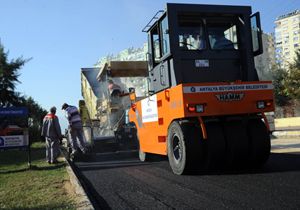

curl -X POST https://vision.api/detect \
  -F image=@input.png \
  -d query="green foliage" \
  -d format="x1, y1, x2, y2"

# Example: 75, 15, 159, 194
0, 42, 47, 142
14, 94, 48, 142
272, 49, 300, 106
271, 65, 291, 106
290, 49, 300, 70
0, 143, 76, 209
17, 96, 48, 142
0, 42, 29, 106
28, 105, 48, 142
285, 49, 300, 100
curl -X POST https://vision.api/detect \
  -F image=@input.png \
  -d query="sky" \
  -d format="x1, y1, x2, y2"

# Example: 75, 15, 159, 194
0, 0, 299, 129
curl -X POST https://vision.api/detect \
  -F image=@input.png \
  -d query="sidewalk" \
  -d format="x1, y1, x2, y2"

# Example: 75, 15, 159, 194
271, 137, 300, 153
272, 130, 300, 139
273, 117, 300, 138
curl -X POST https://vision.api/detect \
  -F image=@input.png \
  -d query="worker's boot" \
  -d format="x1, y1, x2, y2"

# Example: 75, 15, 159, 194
70, 150, 78, 161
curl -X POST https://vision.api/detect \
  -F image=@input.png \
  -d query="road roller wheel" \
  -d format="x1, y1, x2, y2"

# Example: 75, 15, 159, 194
205, 122, 226, 170
167, 121, 204, 175
224, 121, 249, 168
248, 119, 270, 167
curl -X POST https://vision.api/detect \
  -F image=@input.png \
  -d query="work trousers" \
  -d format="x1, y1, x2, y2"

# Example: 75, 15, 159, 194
68, 124, 86, 153
45, 137, 60, 162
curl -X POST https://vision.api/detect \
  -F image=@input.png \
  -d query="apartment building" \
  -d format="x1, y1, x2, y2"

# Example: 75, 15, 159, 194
274, 10, 300, 68
255, 32, 275, 80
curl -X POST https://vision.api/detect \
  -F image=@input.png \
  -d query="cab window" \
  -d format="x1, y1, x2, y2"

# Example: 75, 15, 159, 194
151, 26, 161, 63
178, 16, 206, 50
207, 22, 238, 50
160, 16, 170, 56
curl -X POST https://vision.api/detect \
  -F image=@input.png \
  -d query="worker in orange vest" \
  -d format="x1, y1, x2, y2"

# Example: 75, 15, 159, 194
41, 106, 63, 164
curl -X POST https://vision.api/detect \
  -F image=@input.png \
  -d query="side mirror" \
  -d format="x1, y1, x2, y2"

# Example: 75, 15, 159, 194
129, 87, 135, 93
251, 12, 263, 56
147, 78, 155, 96
146, 52, 153, 71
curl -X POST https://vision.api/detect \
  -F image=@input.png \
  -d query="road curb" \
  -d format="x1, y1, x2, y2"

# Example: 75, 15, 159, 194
66, 164, 94, 210
272, 130, 300, 139
60, 143, 94, 210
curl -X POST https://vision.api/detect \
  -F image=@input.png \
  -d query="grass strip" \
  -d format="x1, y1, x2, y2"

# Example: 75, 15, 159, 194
0, 142, 76, 210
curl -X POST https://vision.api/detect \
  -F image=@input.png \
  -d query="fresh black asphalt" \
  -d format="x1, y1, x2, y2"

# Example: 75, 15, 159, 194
73, 142, 300, 210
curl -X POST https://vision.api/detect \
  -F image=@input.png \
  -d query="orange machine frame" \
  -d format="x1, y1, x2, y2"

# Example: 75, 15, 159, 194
128, 80, 274, 156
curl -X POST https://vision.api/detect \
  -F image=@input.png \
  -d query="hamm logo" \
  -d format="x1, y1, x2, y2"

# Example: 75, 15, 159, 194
215, 93, 244, 101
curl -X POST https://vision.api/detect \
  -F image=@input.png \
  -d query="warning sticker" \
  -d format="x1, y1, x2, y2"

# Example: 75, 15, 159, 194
141, 95, 158, 123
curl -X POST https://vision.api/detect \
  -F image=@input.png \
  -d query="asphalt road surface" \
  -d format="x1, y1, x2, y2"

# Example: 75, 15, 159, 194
74, 138, 300, 209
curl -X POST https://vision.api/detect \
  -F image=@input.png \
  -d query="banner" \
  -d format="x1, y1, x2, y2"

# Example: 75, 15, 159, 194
0, 107, 28, 150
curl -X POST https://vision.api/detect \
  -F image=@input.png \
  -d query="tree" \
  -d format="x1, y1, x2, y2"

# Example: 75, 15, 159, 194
285, 49, 300, 100
23, 96, 48, 142
14, 95, 48, 142
0, 42, 47, 141
0, 42, 28, 106
271, 64, 291, 106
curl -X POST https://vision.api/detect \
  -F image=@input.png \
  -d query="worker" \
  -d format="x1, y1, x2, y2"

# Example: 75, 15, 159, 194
211, 28, 234, 49
192, 27, 206, 50
191, 34, 205, 50
41, 106, 63, 164
179, 35, 189, 50
108, 79, 122, 97
62, 103, 87, 159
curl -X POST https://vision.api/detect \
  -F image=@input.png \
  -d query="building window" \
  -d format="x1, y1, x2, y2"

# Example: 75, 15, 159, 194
276, 47, 282, 53
275, 31, 281, 37
293, 17, 299, 22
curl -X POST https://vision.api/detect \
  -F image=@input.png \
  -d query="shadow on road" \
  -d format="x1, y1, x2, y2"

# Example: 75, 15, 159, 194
74, 149, 300, 175
264, 152, 300, 172
77, 160, 150, 172
199, 152, 300, 176
75, 150, 168, 172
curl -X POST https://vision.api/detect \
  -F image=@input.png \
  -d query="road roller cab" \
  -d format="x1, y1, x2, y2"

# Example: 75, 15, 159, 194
128, 3, 275, 175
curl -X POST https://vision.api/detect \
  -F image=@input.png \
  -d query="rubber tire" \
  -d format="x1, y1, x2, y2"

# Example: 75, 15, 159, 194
205, 122, 226, 170
139, 149, 147, 162
136, 133, 148, 162
167, 121, 204, 175
224, 120, 249, 168
248, 119, 270, 167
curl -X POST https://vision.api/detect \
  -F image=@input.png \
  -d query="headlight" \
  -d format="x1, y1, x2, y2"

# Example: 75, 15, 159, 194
257, 101, 265, 109
187, 104, 205, 113
196, 104, 204, 113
